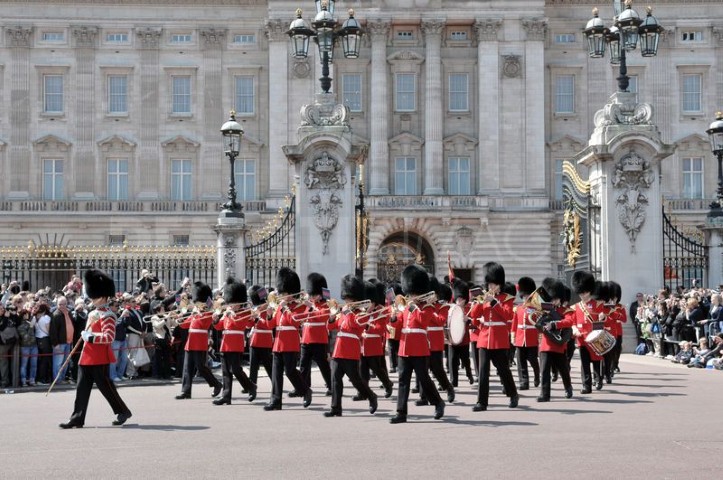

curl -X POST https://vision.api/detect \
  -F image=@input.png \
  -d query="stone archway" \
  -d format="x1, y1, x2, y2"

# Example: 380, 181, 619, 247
376, 232, 434, 284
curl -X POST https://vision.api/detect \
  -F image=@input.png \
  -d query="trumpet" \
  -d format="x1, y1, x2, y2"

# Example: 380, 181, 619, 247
267, 291, 309, 309
354, 306, 391, 325
395, 291, 438, 312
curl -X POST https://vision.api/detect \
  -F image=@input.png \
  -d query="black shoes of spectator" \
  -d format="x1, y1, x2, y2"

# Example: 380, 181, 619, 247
411, 387, 419, 394
605, 375, 612, 384
112, 412, 132, 426
59, 421, 83, 429
369, 396, 378, 414
303, 389, 312, 408
212, 398, 231, 406
323, 410, 342, 417
175, 393, 191, 400
263, 403, 282, 411
472, 403, 486, 412
212, 384, 222, 398
509, 394, 520, 408
447, 388, 455, 403
434, 401, 445, 420
415, 399, 429, 406
389, 414, 407, 424
595, 380, 603, 391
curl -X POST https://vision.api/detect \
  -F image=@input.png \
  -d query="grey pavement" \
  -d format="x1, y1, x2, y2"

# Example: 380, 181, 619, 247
1, 354, 720, 479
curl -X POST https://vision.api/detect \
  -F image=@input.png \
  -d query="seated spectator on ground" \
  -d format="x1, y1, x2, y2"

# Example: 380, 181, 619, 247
672, 341, 693, 365
688, 334, 723, 369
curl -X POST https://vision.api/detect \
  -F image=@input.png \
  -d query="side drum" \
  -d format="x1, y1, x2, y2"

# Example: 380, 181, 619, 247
584, 329, 616, 356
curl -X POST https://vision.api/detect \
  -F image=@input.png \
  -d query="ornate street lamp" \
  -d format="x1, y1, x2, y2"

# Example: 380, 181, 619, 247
583, 0, 663, 92
287, 1, 363, 94
220, 110, 244, 215
355, 163, 368, 280
707, 112, 723, 213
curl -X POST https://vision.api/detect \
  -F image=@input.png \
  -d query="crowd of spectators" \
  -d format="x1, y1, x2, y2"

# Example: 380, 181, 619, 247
632, 284, 723, 370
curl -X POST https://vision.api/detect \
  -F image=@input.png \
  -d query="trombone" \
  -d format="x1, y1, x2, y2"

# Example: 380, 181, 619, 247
267, 291, 309, 309
394, 291, 438, 312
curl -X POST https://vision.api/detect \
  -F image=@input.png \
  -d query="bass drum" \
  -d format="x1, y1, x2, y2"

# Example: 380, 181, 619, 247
447, 304, 467, 346
584, 329, 616, 356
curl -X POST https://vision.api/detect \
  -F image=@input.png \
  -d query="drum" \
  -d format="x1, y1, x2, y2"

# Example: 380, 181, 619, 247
447, 304, 467, 346
584, 329, 616, 356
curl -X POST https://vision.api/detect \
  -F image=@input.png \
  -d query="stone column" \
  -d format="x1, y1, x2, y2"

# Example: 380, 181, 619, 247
71, 26, 98, 198
422, 20, 445, 195
521, 19, 547, 193
200, 28, 227, 200
368, 20, 390, 195
5, 26, 32, 198
214, 219, 247, 289
266, 20, 290, 198
702, 226, 723, 288
474, 19, 502, 193
135, 27, 162, 199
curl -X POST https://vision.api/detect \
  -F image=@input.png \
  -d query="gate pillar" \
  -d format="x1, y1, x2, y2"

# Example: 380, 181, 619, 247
283, 93, 368, 298
701, 226, 723, 289
213, 215, 247, 290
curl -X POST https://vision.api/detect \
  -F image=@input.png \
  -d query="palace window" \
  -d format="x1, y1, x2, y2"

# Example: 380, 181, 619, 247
448, 157, 471, 195
394, 157, 417, 195
108, 75, 128, 114
395, 73, 416, 112
682, 157, 704, 199
107, 159, 129, 201
171, 76, 191, 114
681, 74, 702, 113
170, 159, 192, 201
342, 74, 362, 112
554, 75, 575, 114
234, 76, 254, 115
43, 75, 64, 113
448, 73, 469, 112
233, 159, 256, 201
43, 159, 64, 201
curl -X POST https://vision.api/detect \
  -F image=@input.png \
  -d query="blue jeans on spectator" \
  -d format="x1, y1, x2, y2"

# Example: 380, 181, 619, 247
52, 343, 71, 381
20, 345, 38, 385
110, 340, 128, 380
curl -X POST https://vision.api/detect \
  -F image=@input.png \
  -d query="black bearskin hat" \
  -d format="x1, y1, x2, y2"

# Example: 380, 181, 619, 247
541, 277, 565, 302
437, 283, 453, 303
428, 275, 440, 296
84, 269, 116, 300
608, 281, 622, 303
572, 271, 595, 295
341, 274, 365, 302
306, 272, 328, 297
390, 282, 403, 296
192, 281, 213, 304
367, 279, 386, 306
223, 277, 247, 305
248, 285, 267, 306
502, 281, 517, 297
452, 280, 470, 302
276, 267, 301, 295
483, 262, 505, 287
592, 281, 611, 303
561, 285, 572, 304
401, 265, 430, 296
517, 277, 537, 297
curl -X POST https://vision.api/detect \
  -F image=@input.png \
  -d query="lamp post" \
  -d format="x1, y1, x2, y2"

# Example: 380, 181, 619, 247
286, 0, 363, 94
220, 110, 244, 216
707, 112, 723, 215
584, 0, 663, 92
355, 164, 367, 280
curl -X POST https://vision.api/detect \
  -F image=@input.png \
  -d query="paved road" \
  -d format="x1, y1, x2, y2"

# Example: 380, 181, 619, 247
2, 354, 720, 479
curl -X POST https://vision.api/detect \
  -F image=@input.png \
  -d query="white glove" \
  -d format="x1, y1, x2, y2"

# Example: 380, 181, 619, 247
81, 330, 93, 342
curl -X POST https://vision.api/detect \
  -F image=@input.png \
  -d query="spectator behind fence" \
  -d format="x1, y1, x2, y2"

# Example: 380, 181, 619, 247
0, 302, 20, 388
33, 302, 52, 384
50, 296, 74, 384
16, 303, 37, 386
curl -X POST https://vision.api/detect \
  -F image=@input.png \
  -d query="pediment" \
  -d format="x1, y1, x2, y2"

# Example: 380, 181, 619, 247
674, 133, 708, 153
387, 50, 425, 64
388, 132, 424, 156
547, 134, 586, 154
161, 135, 200, 151
443, 133, 478, 155
33, 134, 72, 152
97, 134, 137, 152
241, 134, 264, 153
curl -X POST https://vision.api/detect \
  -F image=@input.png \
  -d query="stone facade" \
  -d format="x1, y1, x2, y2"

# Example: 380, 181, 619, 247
0, 0, 721, 289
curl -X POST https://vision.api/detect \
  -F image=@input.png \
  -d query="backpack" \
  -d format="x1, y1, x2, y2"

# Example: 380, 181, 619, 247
635, 342, 648, 355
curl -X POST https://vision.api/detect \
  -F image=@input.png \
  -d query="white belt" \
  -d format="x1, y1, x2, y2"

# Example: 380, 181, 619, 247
277, 326, 298, 332
189, 329, 207, 334
337, 332, 360, 341
482, 322, 506, 327
251, 329, 272, 335
401, 328, 427, 335
223, 330, 245, 335
518, 326, 537, 330
427, 327, 444, 332
304, 322, 326, 327
362, 333, 381, 339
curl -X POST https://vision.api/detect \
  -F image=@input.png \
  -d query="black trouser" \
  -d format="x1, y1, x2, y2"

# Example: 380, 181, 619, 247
152, 337, 171, 379
579, 346, 602, 390
565, 339, 575, 366
516, 345, 540, 388
68, 342, 81, 381
611, 335, 623, 372
396, 356, 442, 415
539, 351, 572, 399
300, 343, 331, 391
421, 351, 452, 401
36, 337, 52, 383
477, 348, 517, 408
330, 358, 377, 413
387, 339, 399, 371
602, 347, 615, 381
360, 355, 392, 393
219, 351, 255, 402
249, 346, 273, 385
68, 364, 131, 426
471, 341, 480, 376
270, 351, 308, 405
448, 344, 473, 387
180, 350, 221, 397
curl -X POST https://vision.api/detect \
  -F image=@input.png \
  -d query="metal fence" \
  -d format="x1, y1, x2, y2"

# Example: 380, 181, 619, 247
244, 196, 296, 288
662, 208, 708, 290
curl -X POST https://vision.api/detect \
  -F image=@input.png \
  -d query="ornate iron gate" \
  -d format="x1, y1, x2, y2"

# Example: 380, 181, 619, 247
662, 208, 708, 290
244, 196, 296, 287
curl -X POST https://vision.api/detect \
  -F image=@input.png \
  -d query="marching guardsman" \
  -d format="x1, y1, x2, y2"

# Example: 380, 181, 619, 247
264, 267, 312, 411
390, 265, 445, 424
356, 279, 393, 400
419, 276, 454, 405
447, 281, 474, 387
299, 273, 332, 396
247, 285, 273, 388
385, 282, 403, 373
571, 271, 607, 394
469, 262, 519, 412
175, 282, 222, 400
607, 281, 626, 378
60, 269, 133, 429
536, 278, 574, 402
512, 277, 541, 390
324, 275, 378, 417
211, 277, 256, 405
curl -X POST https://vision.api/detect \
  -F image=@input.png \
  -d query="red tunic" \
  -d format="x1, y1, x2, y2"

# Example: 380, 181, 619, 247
398, 304, 433, 358
386, 311, 401, 340
249, 310, 274, 349
214, 310, 253, 353
539, 307, 575, 354
472, 293, 515, 350
362, 307, 389, 357
573, 299, 608, 361
80, 309, 116, 366
468, 302, 482, 343
301, 300, 330, 345
428, 303, 448, 352
180, 311, 214, 352
331, 311, 365, 360
271, 302, 306, 353
512, 302, 541, 348
607, 304, 626, 337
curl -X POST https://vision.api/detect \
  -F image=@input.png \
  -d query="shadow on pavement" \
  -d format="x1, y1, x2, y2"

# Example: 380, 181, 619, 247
119, 424, 210, 431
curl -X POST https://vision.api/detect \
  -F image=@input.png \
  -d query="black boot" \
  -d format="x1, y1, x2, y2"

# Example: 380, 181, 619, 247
389, 413, 407, 424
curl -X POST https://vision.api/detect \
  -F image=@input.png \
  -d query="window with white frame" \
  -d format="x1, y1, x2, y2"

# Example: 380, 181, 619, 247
680, 30, 703, 42
554, 74, 575, 114
448, 157, 471, 195
43, 75, 64, 113
395, 73, 416, 112
394, 157, 417, 195
171, 33, 192, 44
342, 74, 362, 112
554, 159, 565, 201
396, 30, 414, 40
448, 73, 469, 112
554, 33, 576, 44
108, 75, 128, 114
171, 159, 192, 201
107, 159, 129, 201
41, 31, 65, 42
232, 34, 256, 45
173, 235, 190, 246
172, 76, 191, 114
43, 159, 64, 200
234, 76, 254, 114
449, 30, 468, 41
682, 157, 704, 199
681, 74, 702, 113
108, 235, 126, 246
233, 159, 256, 201
106, 32, 129, 43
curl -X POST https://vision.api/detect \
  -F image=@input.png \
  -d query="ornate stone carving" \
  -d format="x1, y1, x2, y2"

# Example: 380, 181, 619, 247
474, 18, 502, 42
136, 27, 162, 49
305, 152, 347, 254
367, 20, 390, 41
200, 28, 227, 48
455, 226, 474, 258
6, 26, 33, 47
300, 101, 349, 127
611, 150, 655, 251
265, 19, 287, 42
292, 58, 311, 78
387, 50, 425, 63
502, 55, 522, 78
713, 27, 723, 44
421, 20, 445, 37
222, 233, 237, 276
594, 97, 653, 127
521, 18, 547, 41
72, 26, 98, 48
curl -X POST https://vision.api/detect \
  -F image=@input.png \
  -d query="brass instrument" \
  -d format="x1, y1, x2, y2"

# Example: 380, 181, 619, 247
395, 291, 438, 312
355, 306, 392, 326
268, 291, 309, 309
469, 285, 499, 304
